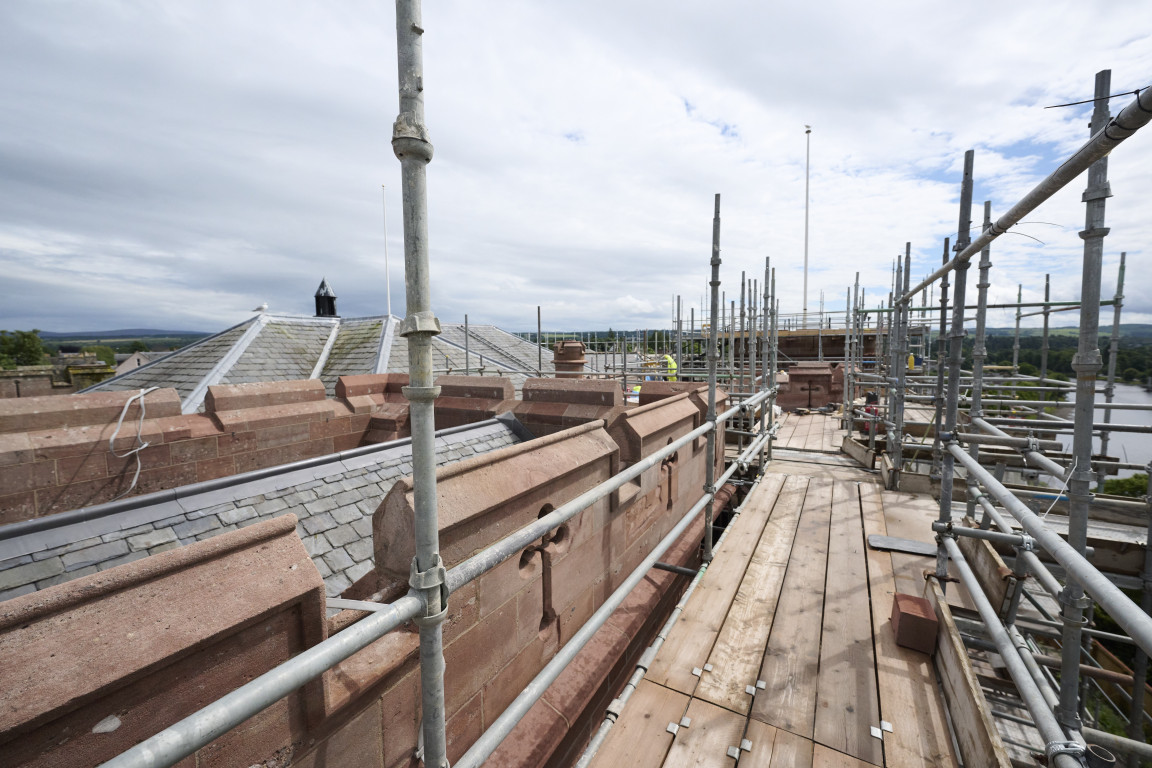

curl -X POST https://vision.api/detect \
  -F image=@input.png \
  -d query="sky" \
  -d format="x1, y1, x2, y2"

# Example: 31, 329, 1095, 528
1, 1, 1150, 335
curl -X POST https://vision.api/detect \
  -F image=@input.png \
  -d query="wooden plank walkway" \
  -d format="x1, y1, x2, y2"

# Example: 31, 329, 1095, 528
591, 452, 958, 768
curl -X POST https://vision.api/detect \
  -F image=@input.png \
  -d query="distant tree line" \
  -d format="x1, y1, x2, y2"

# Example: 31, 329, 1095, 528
1, 330, 156, 369
959, 334, 1152, 384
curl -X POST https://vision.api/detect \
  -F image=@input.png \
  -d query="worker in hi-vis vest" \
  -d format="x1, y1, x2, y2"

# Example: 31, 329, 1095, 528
663, 354, 677, 381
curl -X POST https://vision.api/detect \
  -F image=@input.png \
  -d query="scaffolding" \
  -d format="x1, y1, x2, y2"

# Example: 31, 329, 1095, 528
94, 21, 1152, 768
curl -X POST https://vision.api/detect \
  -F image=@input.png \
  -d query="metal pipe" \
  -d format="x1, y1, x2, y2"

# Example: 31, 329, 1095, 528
1098, 253, 1124, 492
939, 538, 1082, 767
931, 520, 1033, 548
1084, 727, 1152, 763
704, 194, 722, 563
1127, 466, 1152, 766
899, 84, 1152, 305
391, 3, 450, 763
938, 150, 974, 582
956, 430, 1063, 452
971, 417, 1070, 482
947, 442, 1152, 655
1058, 70, 1113, 734
454, 482, 712, 768
97, 595, 423, 768
931, 239, 950, 485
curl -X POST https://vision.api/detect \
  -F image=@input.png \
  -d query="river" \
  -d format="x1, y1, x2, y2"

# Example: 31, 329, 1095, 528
1055, 382, 1152, 481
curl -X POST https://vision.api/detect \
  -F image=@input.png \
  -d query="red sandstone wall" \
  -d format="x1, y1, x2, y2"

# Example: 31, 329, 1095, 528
0, 381, 725, 768
0, 375, 520, 527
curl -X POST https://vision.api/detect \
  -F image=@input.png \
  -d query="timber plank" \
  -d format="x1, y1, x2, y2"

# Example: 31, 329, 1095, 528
662, 697, 744, 768
737, 719, 779, 768
591, 679, 687, 768
860, 482, 958, 768
768, 728, 814, 768
647, 474, 788, 695
751, 479, 834, 738
924, 577, 1012, 768
813, 744, 878, 768
695, 475, 808, 714
813, 480, 883, 765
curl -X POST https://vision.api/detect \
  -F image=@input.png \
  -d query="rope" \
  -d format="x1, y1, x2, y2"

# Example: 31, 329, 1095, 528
107, 387, 160, 502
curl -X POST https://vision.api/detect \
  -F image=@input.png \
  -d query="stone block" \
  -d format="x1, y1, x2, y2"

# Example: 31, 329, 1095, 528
127, 528, 178, 551
0, 460, 56, 495
0, 557, 64, 592
325, 525, 360, 549
0, 388, 181, 434
62, 540, 129, 571
204, 379, 326, 413
891, 592, 938, 655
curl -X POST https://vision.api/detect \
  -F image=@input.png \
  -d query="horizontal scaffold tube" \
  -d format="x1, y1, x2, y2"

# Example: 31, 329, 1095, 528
948, 442, 1152, 655
901, 87, 1152, 305
446, 388, 771, 593
454, 479, 712, 768
98, 595, 423, 768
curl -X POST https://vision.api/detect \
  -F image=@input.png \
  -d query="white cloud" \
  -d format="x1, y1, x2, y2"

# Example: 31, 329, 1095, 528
0, 0, 1150, 335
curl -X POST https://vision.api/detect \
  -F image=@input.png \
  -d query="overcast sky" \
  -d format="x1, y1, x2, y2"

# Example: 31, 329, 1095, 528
1, 1, 1150, 335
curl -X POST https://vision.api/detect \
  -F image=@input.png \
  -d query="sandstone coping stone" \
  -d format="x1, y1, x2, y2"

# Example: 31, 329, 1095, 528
205, 379, 327, 413
374, 420, 619, 579
521, 378, 622, 407
335, 373, 410, 400
434, 375, 515, 402
0, 514, 326, 757
607, 392, 701, 465
0, 388, 182, 434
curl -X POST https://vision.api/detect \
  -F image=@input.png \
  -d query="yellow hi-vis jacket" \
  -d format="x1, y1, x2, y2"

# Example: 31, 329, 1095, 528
663, 354, 677, 381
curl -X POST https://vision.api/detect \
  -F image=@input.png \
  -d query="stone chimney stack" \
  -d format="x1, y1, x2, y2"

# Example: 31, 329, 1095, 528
314, 278, 338, 317
552, 340, 586, 379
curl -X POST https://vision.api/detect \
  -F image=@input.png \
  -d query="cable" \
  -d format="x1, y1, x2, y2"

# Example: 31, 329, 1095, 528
107, 387, 160, 502
1040, 457, 1076, 521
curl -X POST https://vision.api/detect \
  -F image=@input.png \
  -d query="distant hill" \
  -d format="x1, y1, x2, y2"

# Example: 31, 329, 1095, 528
39, 329, 211, 340
984, 323, 1152, 339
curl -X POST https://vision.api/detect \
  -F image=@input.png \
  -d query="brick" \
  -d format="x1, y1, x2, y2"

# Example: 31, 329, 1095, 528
0, 557, 64, 591
169, 436, 220, 464
891, 593, 938, 654
128, 528, 178, 551
301, 512, 337, 535
0, 460, 56, 495
0, 491, 37, 526
195, 456, 236, 483
56, 453, 109, 483
0, 432, 35, 466
105, 443, 172, 475
324, 525, 360, 549
173, 516, 221, 540
218, 506, 257, 525
62, 540, 129, 571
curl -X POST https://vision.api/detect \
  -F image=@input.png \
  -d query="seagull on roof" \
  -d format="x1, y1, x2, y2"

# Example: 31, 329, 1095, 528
252, 302, 268, 313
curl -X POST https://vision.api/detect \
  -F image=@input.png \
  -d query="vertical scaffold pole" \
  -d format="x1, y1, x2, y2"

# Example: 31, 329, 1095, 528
1129, 465, 1152, 767
676, 295, 683, 381
1012, 284, 1022, 402
391, 1, 448, 764
704, 194, 722, 564
537, 305, 543, 376
937, 150, 974, 584
892, 244, 911, 489
886, 259, 902, 472
1041, 273, 1051, 381
967, 201, 993, 522
931, 239, 950, 484
843, 285, 852, 426
762, 259, 771, 468
1058, 68, 1113, 735
1098, 253, 1125, 491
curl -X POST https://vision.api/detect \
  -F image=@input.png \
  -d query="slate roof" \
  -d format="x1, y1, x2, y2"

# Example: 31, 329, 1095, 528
0, 420, 521, 600
82, 314, 580, 410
